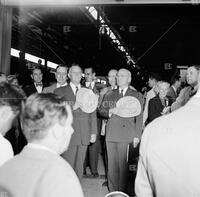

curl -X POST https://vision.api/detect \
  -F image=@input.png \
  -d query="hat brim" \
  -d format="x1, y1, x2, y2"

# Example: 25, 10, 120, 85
76, 88, 99, 113
116, 96, 141, 118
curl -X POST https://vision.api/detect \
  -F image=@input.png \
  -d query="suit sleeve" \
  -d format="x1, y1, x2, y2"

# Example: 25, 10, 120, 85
147, 98, 162, 124
135, 92, 144, 137
170, 87, 190, 112
98, 93, 111, 119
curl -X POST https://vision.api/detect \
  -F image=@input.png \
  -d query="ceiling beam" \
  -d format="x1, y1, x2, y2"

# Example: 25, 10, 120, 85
3, 0, 197, 7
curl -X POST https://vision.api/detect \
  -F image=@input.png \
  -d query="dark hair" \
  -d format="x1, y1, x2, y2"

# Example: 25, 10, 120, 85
21, 93, 70, 142
0, 82, 25, 113
191, 64, 200, 71
149, 72, 161, 82
170, 75, 181, 85
31, 66, 42, 74
56, 64, 68, 72
84, 67, 95, 74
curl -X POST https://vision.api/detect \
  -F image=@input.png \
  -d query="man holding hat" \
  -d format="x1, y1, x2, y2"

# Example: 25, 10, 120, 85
54, 64, 97, 181
99, 68, 144, 193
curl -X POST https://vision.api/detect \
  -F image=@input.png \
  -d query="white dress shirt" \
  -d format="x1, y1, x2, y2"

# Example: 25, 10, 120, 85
57, 82, 68, 88
85, 81, 95, 89
119, 86, 128, 96
34, 83, 43, 93
70, 82, 81, 95
0, 133, 13, 166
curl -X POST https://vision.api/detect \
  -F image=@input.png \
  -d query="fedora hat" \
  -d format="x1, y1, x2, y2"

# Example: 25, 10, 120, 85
116, 96, 141, 118
76, 87, 99, 113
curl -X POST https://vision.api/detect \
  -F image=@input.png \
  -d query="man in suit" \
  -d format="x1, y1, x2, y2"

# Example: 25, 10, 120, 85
54, 64, 97, 181
167, 75, 181, 103
24, 67, 46, 96
99, 69, 118, 102
0, 83, 25, 166
99, 68, 143, 192
43, 65, 68, 93
170, 65, 200, 112
99, 69, 118, 186
0, 93, 84, 197
135, 67, 200, 197
83, 67, 101, 177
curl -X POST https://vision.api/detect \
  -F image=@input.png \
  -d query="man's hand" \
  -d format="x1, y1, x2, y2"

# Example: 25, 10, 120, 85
90, 134, 96, 143
109, 107, 118, 117
73, 102, 83, 111
161, 106, 171, 115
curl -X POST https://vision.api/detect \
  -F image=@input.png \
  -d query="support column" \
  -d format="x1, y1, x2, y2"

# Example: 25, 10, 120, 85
0, 2, 12, 74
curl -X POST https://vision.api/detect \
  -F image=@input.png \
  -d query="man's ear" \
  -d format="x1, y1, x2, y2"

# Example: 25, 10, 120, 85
51, 123, 62, 139
0, 106, 15, 122
128, 76, 131, 84
31, 74, 33, 80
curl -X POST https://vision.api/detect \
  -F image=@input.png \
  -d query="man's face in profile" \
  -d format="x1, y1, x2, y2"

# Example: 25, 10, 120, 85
58, 104, 74, 154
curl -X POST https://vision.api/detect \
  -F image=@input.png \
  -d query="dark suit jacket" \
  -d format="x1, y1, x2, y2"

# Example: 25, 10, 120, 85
99, 88, 144, 142
147, 95, 173, 124
54, 85, 97, 146
24, 84, 46, 97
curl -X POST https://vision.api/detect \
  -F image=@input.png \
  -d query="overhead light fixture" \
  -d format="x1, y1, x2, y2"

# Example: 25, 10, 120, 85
85, 6, 135, 65
25, 53, 45, 65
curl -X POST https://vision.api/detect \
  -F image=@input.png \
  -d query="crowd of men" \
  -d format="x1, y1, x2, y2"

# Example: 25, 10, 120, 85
0, 63, 200, 197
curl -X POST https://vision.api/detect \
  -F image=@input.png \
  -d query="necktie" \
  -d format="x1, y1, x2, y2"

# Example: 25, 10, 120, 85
190, 86, 196, 97
119, 89, 123, 98
88, 83, 92, 89
75, 86, 79, 95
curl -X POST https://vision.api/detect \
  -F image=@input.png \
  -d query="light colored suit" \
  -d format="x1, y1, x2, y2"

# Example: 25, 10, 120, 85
99, 88, 143, 192
54, 85, 97, 180
0, 146, 84, 197
171, 86, 192, 111
135, 95, 200, 197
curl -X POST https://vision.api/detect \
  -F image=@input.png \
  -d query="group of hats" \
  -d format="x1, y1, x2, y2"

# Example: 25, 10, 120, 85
75, 88, 141, 118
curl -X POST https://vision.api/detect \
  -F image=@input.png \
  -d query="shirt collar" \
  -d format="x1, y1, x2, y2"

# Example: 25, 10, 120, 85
119, 86, 128, 96
34, 82, 43, 86
27, 143, 57, 155
70, 82, 81, 94
57, 82, 67, 88
111, 85, 117, 90
85, 81, 95, 89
